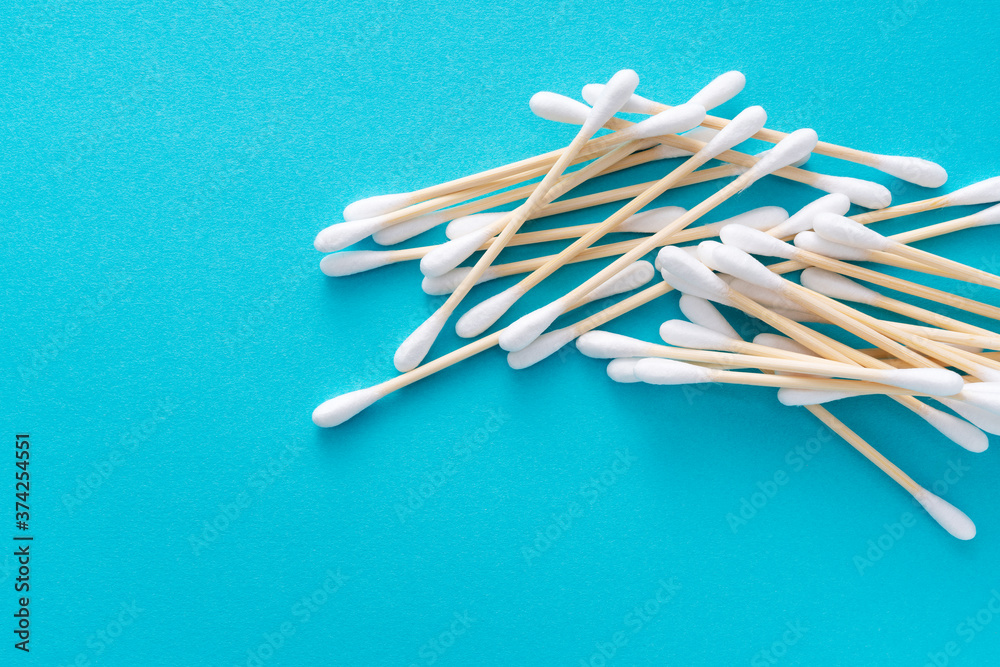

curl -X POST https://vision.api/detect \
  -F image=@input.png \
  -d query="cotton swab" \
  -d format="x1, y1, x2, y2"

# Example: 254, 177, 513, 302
624, 356, 943, 397
312, 262, 655, 427
581, 83, 948, 188
813, 213, 1000, 289
499, 123, 818, 353
576, 331, 963, 394
805, 406, 975, 540
535, 92, 891, 209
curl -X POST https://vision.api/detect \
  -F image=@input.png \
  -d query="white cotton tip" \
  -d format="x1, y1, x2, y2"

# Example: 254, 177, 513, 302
372, 209, 450, 246
619, 206, 686, 233
777, 388, 861, 406
656, 246, 730, 301
455, 285, 524, 338
698, 206, 789, 237
446, 212, 509, 239
683, 126, 719, 144
914, 489, 976, 540
767, 193, 852, 239
793, 231, 871, 262
972, 202, 1000, 227
799, 268, 880, 305
583, 261, 655, 302
529, 91, 591, 126
661, 268, 732, 305
679, 294, 741, 339
584, 69, 641, 131
698, 241, 786, 292
957, 383, 1000, 415
874, 155, 948, 188
878, 368, 964, 395
420, 227, 495, 277
576, 331, 653, 359
753, 334, 816, 356
938, 398, 1000, 436
581, 83, 660, 115
699, 106, 767, 160
633, 357, 715, 385
946, 176, 1000, 206
659, 320, 738, 351
314, 218, 384, 253
719, 224, 796, 260
507, 326, 577, 370
312, 386, 385, 428
919, 405, 988, 453
810, 174, 891, 210
393, 312, 447, 373
813, 213, 893, 251
750, 146, 811, 170
632, 103, 706, 139
607, 358, 642, 383
343, 193, 412, 221
687, 71, 746, 110
320, 250, 394, 277
421, 267, 498, 295
499, 299, 569, 352
743, 129, 819, 183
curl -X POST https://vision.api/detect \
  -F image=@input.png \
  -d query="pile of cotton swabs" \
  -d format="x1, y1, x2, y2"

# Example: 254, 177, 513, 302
313, 69, 1000, 540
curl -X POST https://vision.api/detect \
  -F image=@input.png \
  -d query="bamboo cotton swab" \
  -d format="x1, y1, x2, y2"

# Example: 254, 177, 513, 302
581, 82, 948, 187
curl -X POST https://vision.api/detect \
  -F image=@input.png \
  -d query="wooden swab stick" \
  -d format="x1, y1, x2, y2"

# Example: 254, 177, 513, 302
312, 266, 660, 428
804, 405, 975, 539
497, 127, 819, 352
889, 323, 1000, 351
582, 82, 947, 187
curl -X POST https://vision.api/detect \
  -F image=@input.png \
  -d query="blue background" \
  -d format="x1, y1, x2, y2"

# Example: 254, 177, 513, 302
3, 0, 1000, 665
